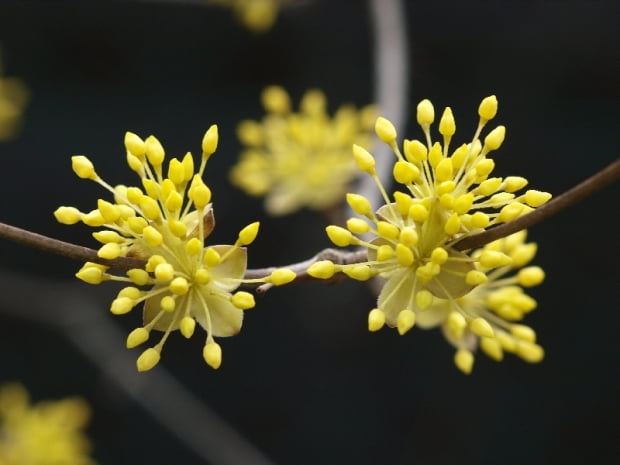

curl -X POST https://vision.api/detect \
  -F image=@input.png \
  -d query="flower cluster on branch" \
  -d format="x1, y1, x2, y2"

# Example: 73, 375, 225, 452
55, 128, 295, 371
308, 96, 550, 373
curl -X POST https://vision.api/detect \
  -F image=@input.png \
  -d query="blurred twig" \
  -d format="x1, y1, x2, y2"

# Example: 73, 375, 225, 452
0, 270, 276, 465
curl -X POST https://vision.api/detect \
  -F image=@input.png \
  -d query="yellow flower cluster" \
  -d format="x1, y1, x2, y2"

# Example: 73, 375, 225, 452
230, 86, 377, 215
0, 66, 29, 141
55, 128, 295, 371
308, 96, 550, 373
210, 0, 283, 33
0, 384, 95, 465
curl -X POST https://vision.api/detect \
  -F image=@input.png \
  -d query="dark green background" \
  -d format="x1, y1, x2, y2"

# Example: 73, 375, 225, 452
0, 1, 618, 464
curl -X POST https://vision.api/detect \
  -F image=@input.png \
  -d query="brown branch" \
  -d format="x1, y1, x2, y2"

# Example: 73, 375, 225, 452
1, 158, 617, 280
0, 223, 144, 269
454, 157, 620, 251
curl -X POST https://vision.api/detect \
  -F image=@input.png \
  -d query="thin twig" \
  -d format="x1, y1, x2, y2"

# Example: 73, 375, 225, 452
353, 0, 408, 213
0, 270, 276, 465
454, 157, 620, 251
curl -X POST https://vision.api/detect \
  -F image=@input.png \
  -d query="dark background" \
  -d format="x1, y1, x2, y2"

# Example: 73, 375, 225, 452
0, 1, 619, 464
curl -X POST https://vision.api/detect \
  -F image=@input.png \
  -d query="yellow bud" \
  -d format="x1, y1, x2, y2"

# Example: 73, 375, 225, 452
393, 192, 412, 215
204, 248, 221, 267
127, 269, 150, 286
168, 158, 185, 185
408, 204, 429, 222
399, 227, 418, 247
503, 176, 528, 192
189, 177, 212, 209
403, 139, 427, 163
438, 107, 456, 136
435, 158, 453, 183
81, 210, 106, 227
377, 221, 399, 239
397, 309, 416, 335
352, 144, 376, 174
326, 225, 354, 247
453, 193, 474, 215
517, 266, 545, 287
143, 225, 163, 247
76, 266, 106, 285
376, 244, 394, 261
469, 317, 495, 338
511, 324, 537, 343
478, 95, 498, 121
523, 190, 552, 207
479, 250, 512, 268
269, 269, 296, 285
238, 221, 260, 245
368, 308, 386, 332
182, 152, 195, 181
54, 206, 82, 224
202, 124, 218, 157
145, 255, 166, 272
396, 243, 414, 267
415, 289, 433, 310
346, 193, 372, 216
185, 237, 203, 256
231, 291, 255, 310
346, 217, 370, 235
465, 270, 488, 286
375, 116, 397, 143
92, 230, 123, 244
194, 268, 210, 284
307, 260, 336, 279
126, 153, 143, 173
483, 125, 506, 151
126, 328, 149, 349
261, 85, 290, 114
97, 242, 122, 260
180, 317, 196, 338
444, 213, 461, 235
430, 247, 448, 265
476, 177, 503, 196
393, 160, 420, 184
447, 311, 466, 340
511, 243, 537, 267
475, 158, 495, 177
154, 263, 174, 282
470, 211, 490, 228
480, 337, 503, 361
137, 348, 161, 372
164, 190, 183, 212
169, 277, 189, 295
145, 135, 165, 167
416, 99, 435, 125
118, 286, 141, 299
450, 143, 469, 169
125, 131, 146, 157
168, 219, 187, 238
516, 341, 544, 363
203, 341, 222, 369
139, 196, 161, 221
498, 203, 525, 223
160, 296, 176, 312
428, 142, 443, 168
342, 265, 372, 281
71, 155, 96, 179
454, 349, 474, 374
110, 297, 135, 315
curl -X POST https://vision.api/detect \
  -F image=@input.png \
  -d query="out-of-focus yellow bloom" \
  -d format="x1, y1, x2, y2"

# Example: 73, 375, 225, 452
0, 64, 29, 141
309, 96, 550, 373
230, 86, 377, 215
55, 128, 295, 371
0, 383, 95, 465
210, 0, 284, 33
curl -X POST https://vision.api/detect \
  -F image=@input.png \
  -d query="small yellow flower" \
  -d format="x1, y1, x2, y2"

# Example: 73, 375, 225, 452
309, 96, 550, 373
230, 85, 377, 216
210, 0, 284, 33
0, 64, 29, 141
0, 383, 95, 465
56, 128, 293, 371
